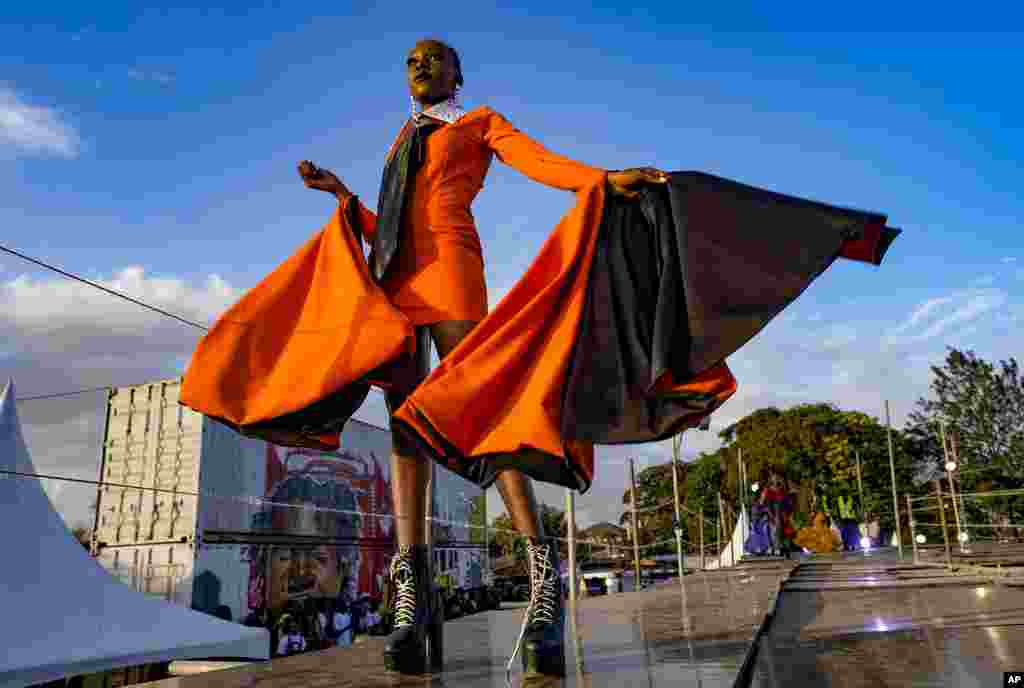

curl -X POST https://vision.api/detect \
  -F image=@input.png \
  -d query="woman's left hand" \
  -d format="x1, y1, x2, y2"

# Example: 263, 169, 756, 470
607, 167, 668, 199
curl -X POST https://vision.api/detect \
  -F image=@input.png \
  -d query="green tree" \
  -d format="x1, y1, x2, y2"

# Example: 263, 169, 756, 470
490, 513, 524, 562
905, 347, 1024, 537
719, 403, 912, 534
490, 504, 585, 563
618, 463, 679, 556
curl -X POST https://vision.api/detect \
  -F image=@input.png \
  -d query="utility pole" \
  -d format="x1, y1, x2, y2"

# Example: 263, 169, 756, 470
699, 504, 705, 572
936, 481, 953, 570
629, 458, 642, 591
940, 421, 963, 551
884, 401, 903, 558
952, 430, 967, 545
670, 434, 685, 582
717, 492, 725, 567
482, 496, 490, 587
565, 489, 577, 603
855, 449, 864, 521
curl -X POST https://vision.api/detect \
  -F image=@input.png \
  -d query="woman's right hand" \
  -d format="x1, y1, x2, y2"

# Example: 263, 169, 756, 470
297, 160, 352, 200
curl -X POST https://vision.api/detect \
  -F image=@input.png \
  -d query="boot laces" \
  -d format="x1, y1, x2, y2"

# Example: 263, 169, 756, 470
390, 545, 417, 628
526, 543, 558, 625
506, 541, 559, 685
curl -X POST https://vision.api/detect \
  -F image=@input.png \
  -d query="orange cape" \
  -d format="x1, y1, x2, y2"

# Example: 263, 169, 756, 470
181, 173, 898, 493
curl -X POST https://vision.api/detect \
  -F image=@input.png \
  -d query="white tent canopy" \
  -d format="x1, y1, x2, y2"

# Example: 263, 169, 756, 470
0, 380, 268, 688
701, 509, 749, 570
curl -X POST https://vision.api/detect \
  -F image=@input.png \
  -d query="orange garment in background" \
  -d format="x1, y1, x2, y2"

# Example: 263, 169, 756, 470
794, 512, 842, 553
352, 106, 607, 325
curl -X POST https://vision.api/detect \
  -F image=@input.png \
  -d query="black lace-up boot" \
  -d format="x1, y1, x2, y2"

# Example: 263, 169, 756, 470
506, 538, 565, 681
383, 544, 444, 673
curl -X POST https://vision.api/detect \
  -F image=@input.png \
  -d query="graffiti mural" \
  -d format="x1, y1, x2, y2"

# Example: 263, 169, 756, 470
242, 421, 394, 652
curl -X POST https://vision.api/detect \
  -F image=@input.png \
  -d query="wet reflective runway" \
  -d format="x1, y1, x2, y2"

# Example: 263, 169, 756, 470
138, 560, 794, 688
136, 552, 1024, 687
752, 553, 1024, 687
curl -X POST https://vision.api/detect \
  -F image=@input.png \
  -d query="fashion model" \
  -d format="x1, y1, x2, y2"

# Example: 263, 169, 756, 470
182, 36, 900, 682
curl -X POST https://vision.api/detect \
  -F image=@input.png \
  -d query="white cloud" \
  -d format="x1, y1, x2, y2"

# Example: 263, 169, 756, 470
0, 86, 81, 158
886, 289, 1006, 346
3, 267, 405, 529
892, 296, 954, 334
7, 265, 1021, 533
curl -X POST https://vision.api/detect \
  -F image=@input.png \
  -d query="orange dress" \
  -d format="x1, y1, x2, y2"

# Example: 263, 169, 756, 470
180, 112, 898, 489
350, 106, 606, 325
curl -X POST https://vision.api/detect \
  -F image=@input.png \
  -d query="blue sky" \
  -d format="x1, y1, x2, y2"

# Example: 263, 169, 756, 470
3, 4, 1023, 528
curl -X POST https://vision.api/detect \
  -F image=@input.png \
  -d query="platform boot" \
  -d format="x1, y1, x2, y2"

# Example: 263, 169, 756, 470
507, 538, 566, 681
383, 544, 444, 673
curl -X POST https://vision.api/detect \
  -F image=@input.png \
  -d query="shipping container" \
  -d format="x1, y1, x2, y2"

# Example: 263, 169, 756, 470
93, 378, 489, 632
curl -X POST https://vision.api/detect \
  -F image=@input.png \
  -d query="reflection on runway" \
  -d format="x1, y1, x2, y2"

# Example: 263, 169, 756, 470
138, 560, 794, 687
753, 555, 1024, 687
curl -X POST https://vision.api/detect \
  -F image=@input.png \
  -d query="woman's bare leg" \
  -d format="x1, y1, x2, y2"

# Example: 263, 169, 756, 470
429, 320, 544, 542
387, 327, 432, 546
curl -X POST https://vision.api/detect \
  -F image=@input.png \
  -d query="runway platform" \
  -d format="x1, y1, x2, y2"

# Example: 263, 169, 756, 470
137, 550, 1024, 688
752, 551, 1024, 687
138, 558, 795, 688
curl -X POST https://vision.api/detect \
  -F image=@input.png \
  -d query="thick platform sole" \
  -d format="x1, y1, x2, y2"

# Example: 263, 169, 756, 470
384, 589, 445, 674
522, 641, 566, 677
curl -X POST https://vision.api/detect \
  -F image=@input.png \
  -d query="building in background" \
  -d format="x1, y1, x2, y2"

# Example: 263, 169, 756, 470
92, 378, 486, 635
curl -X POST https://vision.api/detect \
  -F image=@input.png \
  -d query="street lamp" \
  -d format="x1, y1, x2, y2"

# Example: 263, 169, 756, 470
945, 461, 957, 473
916, 534, 927, 544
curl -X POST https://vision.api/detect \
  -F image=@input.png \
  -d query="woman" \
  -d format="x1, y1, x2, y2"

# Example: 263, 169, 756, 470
745, 489, 773, 556
331, 600, 354, 648
182, 35, 899, 680
297, 39, 665, 676
763, 474, 785, 556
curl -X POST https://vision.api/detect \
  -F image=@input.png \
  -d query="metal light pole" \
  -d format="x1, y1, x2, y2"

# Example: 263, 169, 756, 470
629, 458, 642, 591
670, 434, 685, 582
884, 401, 903, 558
425, 458, 436, 584
699, 506, 705, 572
936, 482, 953, 570
951, 432, 967, 527
939, 421, 964, 551
566, 489, 578, 604
738, 446, 748, 544
906, 494, 918, 564
717, 492, 725, 567
483, 496, 490, 586
855, 449, 865, 521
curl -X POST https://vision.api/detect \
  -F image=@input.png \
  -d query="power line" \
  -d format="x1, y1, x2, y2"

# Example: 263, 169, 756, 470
1, 243, 209, 331
16, 386, 111, 402
3, 244, 388, 400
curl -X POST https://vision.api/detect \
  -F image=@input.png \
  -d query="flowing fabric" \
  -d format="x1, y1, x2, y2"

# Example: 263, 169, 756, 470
182, 168, 899, 489
394, 172, 899, 492
179, 199, 416, 451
